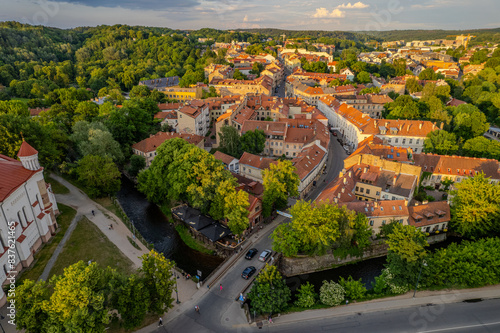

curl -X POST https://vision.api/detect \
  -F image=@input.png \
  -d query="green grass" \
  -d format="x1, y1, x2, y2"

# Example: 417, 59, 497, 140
17, 203, 76, 284
45, 174, 69, 194
175, 224, 214, 255
48, 216, 134, 279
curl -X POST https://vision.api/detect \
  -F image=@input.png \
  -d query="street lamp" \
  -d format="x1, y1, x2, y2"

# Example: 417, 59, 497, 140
413, 259, 428, 298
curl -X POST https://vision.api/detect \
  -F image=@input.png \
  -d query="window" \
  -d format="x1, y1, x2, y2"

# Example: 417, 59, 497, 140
376, 191, 380, 196
395, 138, 399, 143
382, 220, 386, 225
414, 148, 418, 153
416, 139, 420, 144
392, 196, 396, 200
356, 186, 359, 191
366, 189, 370, 194
360, 188, 364, 193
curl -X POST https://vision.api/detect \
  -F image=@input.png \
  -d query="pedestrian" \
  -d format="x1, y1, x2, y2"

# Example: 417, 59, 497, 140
346, 300, 349, 306
268, 314, 273, 323
158, 317, 163, 326
91, 210, 95, 216
195, 305, 200, 314
219, 284, 223, 291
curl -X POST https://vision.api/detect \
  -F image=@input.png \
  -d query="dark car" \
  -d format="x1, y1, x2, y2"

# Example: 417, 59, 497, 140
242, 266, 257, 279
245, 248, 258, 260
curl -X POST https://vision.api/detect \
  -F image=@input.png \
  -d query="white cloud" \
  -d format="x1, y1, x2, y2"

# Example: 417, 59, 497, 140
336, 2, 369, 9
243, 15, 248, 22
312, 7, 345, 18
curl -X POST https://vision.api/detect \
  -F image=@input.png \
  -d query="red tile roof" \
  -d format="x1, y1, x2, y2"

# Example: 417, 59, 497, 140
414, 153, 500, 179
132, 132, 204, 154
292, 144, 326, 180
17, 141, 38, 157
408, 201, 450, 227
0, 154, 39, 202
342, 199, 409, 218
239, 152, 277, 170
214, 151, 238, 165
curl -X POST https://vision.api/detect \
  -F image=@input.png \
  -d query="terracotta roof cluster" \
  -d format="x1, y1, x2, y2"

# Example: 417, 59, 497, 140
408, 201, 450, 227
315, 166, 358, 204
17, 141, 38, 157
350, 136, 410, 162
29, 107, 50, 117
241, 121, 287, 137
413, 153, 500, 179
154, 110, 177, 120
132, 132, 204, 153
232, 172, 264, 196
342, 199, 409, 218
158, 102, 182, 111
213, 151, 238, 166
0, 154, 38, 202
239, 152, 277, 170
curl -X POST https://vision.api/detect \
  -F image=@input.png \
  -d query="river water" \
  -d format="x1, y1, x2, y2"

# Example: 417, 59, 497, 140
116, 176, 223, 279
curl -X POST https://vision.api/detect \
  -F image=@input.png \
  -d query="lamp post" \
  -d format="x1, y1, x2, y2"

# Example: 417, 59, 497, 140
413, 259, 427, 298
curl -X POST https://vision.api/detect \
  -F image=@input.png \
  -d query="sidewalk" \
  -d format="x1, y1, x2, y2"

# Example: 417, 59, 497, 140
255, 284, 500, 329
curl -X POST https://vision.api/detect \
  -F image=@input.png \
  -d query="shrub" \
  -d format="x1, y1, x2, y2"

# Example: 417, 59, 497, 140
339, 276, 367, 300
294, 282, 317, 308
319, 280, 345, 306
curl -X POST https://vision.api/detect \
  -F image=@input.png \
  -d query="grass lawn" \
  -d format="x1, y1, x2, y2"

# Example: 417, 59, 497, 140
17, 203, 76, 284
175, 224, 214, 255
48, 216, 134, 279
45, 173, 69, 194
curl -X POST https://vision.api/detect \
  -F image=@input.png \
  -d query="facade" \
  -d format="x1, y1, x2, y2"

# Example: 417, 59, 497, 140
154, 110, 178, 131
335, 94, 393, 119
343, 200, 409, 234
177, 100, 211, 136
163, 86, 203, 101
0, 142, 59, 306
211, 75, 273, 96
238, 152, 277, 183
132, 132, 205, 167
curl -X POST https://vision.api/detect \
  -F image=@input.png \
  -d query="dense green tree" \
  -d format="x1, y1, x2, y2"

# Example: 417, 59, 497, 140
239, 129, 266, 154
418, 68, 438, 80
405, 78, 422, 94
76, 155, 121, 197
451, 104, 489, 140
13, 279, 49, 333
450, 173, 500, 238
233, 69, 247, 80
262, 160, 300, 217
247, 264, 291, 314
462, 136, 500, 160
356, 71, 371, 84
127, 154, 146, 177
423, 130, 459, 155
116, 275, 150, 329
139, 250, 176, 315
0, 100, 29, 116
218, 125, 241, 158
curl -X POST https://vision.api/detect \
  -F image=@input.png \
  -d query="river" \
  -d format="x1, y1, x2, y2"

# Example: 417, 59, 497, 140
116, 176, 223, 279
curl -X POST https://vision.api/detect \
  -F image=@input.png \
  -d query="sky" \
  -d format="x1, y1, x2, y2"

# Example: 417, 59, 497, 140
1, 0, 499, 31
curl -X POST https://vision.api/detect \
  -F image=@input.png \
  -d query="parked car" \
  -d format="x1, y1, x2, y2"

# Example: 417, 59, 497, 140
241, 266, 257, 279
245, 248, 258, 260
259, 249, 272, 262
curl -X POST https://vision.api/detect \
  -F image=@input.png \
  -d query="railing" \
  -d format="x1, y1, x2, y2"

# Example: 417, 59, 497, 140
110, 197, 154, 250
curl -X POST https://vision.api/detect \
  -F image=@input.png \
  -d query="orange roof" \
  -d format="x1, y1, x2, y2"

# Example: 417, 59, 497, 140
132, 132, 204, 153
214, 151, 238, 165
239, 152, 277, 170
414, 153, 500, 179
216, 112, 232, 122
17, 141, 38, 157
0, 154, 38, 201
408, 201, 450, 227
292, 144, 326, 180
342, 200, 409, 218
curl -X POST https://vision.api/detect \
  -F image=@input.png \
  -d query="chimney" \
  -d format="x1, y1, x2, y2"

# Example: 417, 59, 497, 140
399, 124, 403, 131
374, 120, 378, 128
343, 177, 347, 184
385, 122, 389, 127
419, 122, 423, 129
374, 201, 378, 208
348, 171, 352, 178
364, 167, 368, 173
404, 199, 408, 206
407, 124, 411, 131
440, 122, 444, 130
393, 174, 397, 185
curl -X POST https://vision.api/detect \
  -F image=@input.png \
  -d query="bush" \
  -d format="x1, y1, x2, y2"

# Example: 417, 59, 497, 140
294, 282, 317, 308
339, 276, 367, 300
319, 280, 345, 306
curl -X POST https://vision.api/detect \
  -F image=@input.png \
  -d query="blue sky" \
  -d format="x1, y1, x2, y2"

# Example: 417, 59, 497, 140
1, 0, 499, 31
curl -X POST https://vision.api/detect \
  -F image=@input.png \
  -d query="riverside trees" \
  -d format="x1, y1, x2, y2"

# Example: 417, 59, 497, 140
137, 138, 249, 236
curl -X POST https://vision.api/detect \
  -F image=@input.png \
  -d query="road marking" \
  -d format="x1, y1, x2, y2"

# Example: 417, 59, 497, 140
420, 321, 500, 332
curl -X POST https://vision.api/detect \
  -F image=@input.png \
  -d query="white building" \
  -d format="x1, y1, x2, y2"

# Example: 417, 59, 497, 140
0, 142, 59, 306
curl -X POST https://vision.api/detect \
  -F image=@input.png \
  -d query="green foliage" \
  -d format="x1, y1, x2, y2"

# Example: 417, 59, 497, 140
405, 78, 422, 94
339, 276, 367, 300
462, 136, 500, 160
386, 223, 428, 263
13, 279, 49, 333
451, 103, 489, 140
386, 95, 421, 119
450, 173, 500, 238
356, 71, 371, 83
76, 155, 121, 198
127, 154, 146, 178
240, 129, 266, 154
218, 125, 241, 158
423, 130, 459, 155
233, 69, 247, 80
248, 265, 291, 314
116, 274, 150, 329
262, 160, 300, 217
294, 282, 317, 308
139, 250, 176, 315
419, 68, 439, 80
319, 280, 345, 306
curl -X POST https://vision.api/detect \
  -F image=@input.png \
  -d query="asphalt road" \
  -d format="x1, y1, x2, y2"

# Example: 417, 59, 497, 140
261, 298, 500, 333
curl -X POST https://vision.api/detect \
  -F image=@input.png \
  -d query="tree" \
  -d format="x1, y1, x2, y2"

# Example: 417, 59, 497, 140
405, 78, 422, 94
262, 160, 299, 217
294, 282, 317, 308
452, 103, 489, 140
0, 100, 29, 116
14, 279, 49, 333
225, 189, 250, 236
73, 101, 99, 123
76, 155, 121, 197
139, 250, 176, 315
418, 68, 438, 80
218, 125, 241, 158
116, 275, 150, 329
423, 130, 459, 155
339, 276, 366, 300
43, 261, 114, 332
462, 136, 500, 160
233, 69, 247, 80
71, 121, 124, 164
386, 95, 420, 119
127, 154, 146, 177
247, 264, 291, 314
356, 71, 371, 84
239, 129, 266, 154
450, 173, 500, 238
319, 280, 345, 306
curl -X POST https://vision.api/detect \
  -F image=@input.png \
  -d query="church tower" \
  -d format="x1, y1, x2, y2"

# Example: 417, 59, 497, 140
17, 141, 41, 171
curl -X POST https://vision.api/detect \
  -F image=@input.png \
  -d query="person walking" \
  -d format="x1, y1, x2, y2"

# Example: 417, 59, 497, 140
158, 317, 163, 326
195, 305, 200, 314
219, 284, 223, 291
91, 210, 95, 216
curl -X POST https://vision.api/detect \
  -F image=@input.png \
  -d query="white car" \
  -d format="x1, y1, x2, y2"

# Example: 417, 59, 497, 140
259, 249, 272, 262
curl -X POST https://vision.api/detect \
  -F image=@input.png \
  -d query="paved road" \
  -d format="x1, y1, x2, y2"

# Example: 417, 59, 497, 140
260, 298, 500, 333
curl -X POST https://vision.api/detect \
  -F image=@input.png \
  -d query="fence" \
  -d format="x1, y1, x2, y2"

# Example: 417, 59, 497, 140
110, 196, 154, 250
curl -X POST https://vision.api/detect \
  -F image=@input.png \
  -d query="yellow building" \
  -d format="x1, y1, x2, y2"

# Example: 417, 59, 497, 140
162, 86, 202, 101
